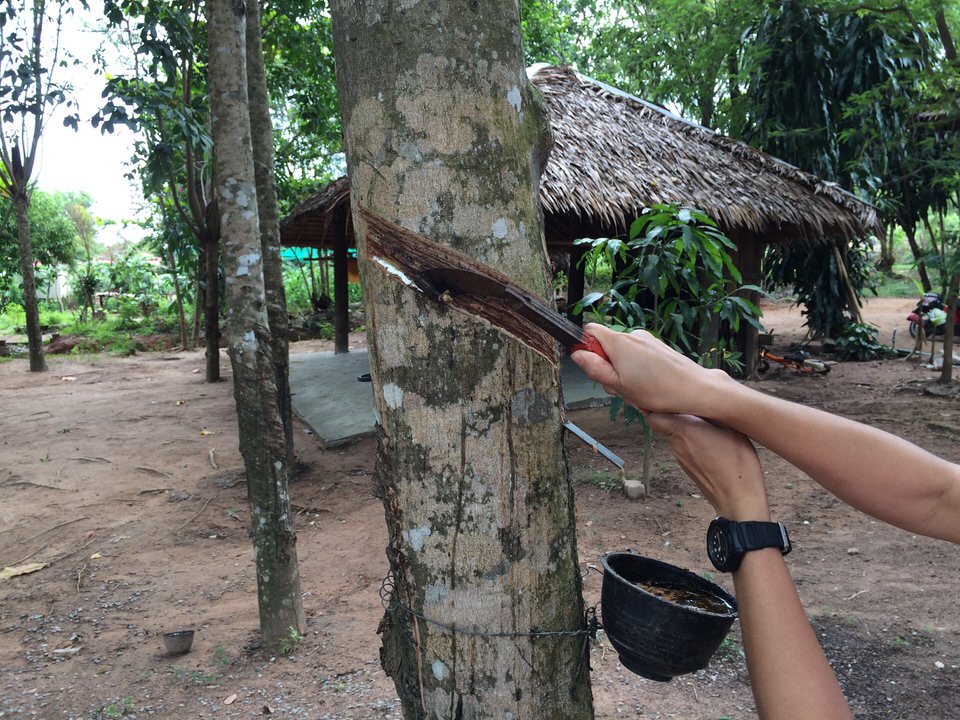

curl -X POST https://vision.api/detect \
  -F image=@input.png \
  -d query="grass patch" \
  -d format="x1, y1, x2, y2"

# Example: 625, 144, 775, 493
572, 467, 623, 491
872, 270, 920, 298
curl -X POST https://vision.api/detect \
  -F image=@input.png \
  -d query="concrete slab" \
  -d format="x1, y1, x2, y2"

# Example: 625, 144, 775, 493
289, 349, 609, 446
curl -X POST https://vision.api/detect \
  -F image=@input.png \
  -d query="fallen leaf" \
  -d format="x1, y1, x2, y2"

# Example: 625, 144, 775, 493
224, 693, 237, 705
0, 563, 48, 581
199, 429, 215, 436
176, 400, 186, 405
89, 552, 102, 560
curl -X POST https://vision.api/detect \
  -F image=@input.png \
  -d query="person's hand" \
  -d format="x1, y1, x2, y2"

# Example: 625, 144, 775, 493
571, 324, 736, 417
645, 413, 771, 521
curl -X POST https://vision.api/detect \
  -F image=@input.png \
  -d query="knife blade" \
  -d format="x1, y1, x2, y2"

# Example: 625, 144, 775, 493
414, 266, 608, 361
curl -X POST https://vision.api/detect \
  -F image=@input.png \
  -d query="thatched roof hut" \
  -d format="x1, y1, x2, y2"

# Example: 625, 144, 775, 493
281, 64, 880, 362
532, 64, 880, 244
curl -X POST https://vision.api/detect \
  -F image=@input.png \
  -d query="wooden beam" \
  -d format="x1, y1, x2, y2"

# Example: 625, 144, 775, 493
333, 209, 350, 354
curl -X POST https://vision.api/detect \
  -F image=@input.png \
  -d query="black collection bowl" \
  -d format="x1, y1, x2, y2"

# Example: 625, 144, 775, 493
600, 552, 738, 681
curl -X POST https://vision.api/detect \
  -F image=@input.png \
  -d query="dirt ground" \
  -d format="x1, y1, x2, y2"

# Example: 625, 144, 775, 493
1, 296, 958, 720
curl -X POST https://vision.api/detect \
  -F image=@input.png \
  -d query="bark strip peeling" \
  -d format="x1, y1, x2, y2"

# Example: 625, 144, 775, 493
361, 206, 560, 362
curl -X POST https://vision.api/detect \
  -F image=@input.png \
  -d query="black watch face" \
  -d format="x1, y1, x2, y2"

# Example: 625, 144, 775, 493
708, 524, 731, 570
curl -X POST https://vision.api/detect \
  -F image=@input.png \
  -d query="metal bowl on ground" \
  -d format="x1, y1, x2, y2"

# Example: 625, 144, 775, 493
162, 629, 195, 655
600, 552, 737, 681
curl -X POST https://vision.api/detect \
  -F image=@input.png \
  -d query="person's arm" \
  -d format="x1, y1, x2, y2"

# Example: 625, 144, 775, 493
646, 413, 851, 720
733, 548, 851, 720
573, 324, 960, 543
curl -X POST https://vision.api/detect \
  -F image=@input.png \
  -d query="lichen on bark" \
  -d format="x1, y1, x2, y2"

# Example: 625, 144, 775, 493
331, 1, 594, 717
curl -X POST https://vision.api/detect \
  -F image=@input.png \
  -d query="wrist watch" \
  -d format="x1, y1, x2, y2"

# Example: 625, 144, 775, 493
707, 517, 792, 572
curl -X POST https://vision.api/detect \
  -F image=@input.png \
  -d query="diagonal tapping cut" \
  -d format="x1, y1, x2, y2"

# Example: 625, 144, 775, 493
360, 205, 567, 362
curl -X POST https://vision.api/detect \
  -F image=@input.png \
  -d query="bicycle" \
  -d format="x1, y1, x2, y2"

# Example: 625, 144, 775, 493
757, 347, 829, 374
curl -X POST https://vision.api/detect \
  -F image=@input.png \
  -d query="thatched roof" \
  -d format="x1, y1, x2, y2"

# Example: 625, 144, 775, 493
280, 174, 351, 250
532, 65, 880, 243
280, 65, 880, 249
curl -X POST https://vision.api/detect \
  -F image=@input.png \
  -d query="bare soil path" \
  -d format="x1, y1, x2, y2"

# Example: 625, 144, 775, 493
1, 297, 958, 719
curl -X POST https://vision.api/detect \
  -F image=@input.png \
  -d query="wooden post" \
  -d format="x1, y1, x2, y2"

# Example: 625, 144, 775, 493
833, 243, 863, 325
736, 234, 763, 379
567, 243, 586, 325
333, 213, 350, 353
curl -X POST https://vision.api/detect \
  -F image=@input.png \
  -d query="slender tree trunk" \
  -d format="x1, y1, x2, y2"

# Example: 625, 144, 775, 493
193, 267, 203, 348
245, 0, 294, 468
939, 274, 958, 385
13, 190, 46, 372
877, 224, 895, 272
166, 247, 190, 350
331, 3, 594, 718
904, 225, 932, 292
207, 0, 305, 646
936, 9, 956, 62
204, 225, 222, 382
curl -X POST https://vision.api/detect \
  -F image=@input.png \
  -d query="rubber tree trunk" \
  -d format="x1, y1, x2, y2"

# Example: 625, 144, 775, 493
206, 0, 305, 645
245, 0, 295, 468
331, 3, 594, 718
13, 190, 46, 372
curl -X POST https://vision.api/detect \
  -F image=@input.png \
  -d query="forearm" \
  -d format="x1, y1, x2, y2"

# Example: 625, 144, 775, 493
709, 383, 960, 543
575, 326, 960, 542
733, 549, 851, 720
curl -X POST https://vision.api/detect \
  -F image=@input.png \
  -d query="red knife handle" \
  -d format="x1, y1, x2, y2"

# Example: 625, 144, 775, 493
571, 333, 609, 362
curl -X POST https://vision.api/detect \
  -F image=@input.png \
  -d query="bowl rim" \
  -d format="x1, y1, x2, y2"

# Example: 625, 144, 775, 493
601, 551, 737, 618
163, 629, 195, 638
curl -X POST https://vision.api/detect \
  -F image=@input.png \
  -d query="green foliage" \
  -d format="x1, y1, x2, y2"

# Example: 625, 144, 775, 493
577, 203, 762, 355
744, 2, 840, 178
260, 1, 344, 211
519, 0, 594, 67
277, 625, 303, 656
577, 204, 762, 424
834, 322, 896, 361
0, 190, 79, 278
572, 466, 623, 491
90, 697, 136, 720
872, 272, 919, 298
581, 0, 763, 132
0, 302, 25, 333
765, 239, 876, 339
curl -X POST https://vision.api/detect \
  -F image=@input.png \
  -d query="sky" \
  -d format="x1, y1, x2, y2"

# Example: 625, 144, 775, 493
32, 8, 146, 245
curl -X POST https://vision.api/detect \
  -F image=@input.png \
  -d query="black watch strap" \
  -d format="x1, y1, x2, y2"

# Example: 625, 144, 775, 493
708, 517, 792, 572
738, 521, 792, 556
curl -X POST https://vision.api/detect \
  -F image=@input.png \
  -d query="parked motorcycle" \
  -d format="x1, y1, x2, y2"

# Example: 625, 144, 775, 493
907, 292, 960, 338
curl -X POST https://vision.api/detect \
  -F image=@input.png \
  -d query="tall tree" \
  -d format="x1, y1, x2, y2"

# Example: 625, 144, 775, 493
206, 0, 305, 646
246, 0, 294, 468
99, 0, 222, 380
583, 0, 762, 133
258, 0, 342, 208
0, 0, 81, 371
331, 2, 594, 717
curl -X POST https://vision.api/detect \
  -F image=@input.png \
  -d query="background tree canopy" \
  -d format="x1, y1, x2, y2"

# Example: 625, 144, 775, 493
0, 191, 78, 276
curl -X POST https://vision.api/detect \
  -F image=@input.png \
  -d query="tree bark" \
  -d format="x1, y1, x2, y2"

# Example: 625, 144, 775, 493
331, 2, 594, 718
13, 189, 46, 372
936, 8, 956, 63
204, 226, 222, 383
939, 273, 958, 385
245, 0, 295, 467
207, 0, 305, 646
903, 225, 932, 292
